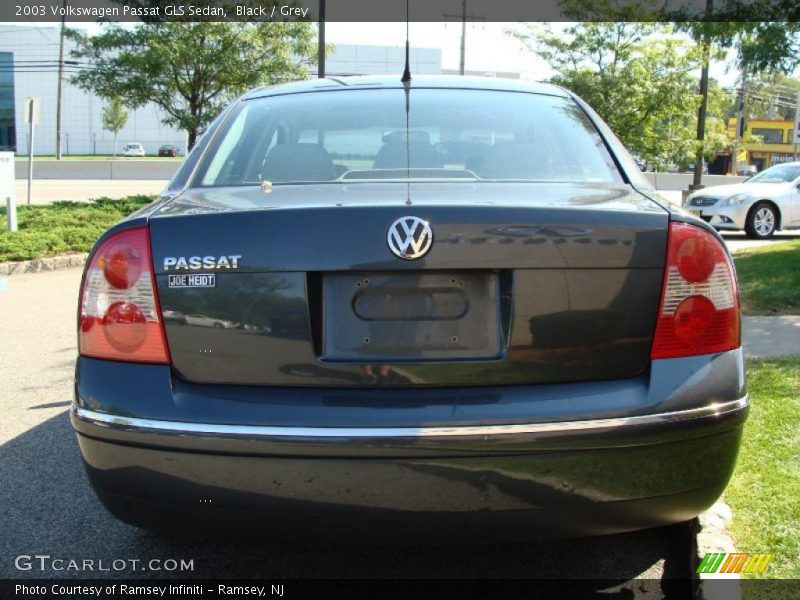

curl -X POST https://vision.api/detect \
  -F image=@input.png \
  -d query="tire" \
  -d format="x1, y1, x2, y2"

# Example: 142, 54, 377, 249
745, 202, 778, 239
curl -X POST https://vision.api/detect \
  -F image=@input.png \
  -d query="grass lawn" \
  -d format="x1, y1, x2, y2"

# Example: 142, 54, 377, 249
726, 356, 800, 579
734, 239, 800, 315
0, 195, 155, 262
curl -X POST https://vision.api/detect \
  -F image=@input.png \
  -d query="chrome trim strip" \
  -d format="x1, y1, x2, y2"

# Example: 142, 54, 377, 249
73, 396, 748, 440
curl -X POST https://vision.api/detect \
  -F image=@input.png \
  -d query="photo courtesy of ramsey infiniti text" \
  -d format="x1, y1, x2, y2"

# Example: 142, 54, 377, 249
72, 76, 747, 541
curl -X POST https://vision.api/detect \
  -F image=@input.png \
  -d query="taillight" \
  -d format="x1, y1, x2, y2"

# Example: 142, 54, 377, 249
651, 222, 740, 359
79, 227, 171, 364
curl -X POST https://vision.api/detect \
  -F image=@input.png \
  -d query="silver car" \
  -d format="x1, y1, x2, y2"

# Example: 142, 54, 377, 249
684, 162, 800, 238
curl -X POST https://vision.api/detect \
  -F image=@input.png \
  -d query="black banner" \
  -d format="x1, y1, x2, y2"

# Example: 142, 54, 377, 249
1, 579, 681, 600
3, 579, 800, 600
2, 0, 800, 23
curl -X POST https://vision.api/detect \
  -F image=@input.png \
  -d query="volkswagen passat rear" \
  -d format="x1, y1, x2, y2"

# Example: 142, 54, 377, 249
72, 76, 747, 540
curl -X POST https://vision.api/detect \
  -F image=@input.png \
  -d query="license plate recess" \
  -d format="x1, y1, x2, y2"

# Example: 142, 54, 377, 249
322, 271, 500, 361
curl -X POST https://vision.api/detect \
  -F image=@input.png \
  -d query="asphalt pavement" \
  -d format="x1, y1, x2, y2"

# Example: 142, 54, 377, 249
0, 268, 692, 592
13, 179, 167, 204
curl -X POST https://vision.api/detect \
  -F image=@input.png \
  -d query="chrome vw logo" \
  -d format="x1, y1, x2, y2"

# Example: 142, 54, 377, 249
387, 216, 433, 260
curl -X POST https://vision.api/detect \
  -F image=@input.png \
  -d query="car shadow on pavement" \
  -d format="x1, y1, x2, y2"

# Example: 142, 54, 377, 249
0, 411, 693, 595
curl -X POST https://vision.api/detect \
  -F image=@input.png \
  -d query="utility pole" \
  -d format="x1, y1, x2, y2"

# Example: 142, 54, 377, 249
731, 63, 749, 176
317, 0, 325, 78
690, 3, 713, 190
55, 0, 67, 160
459, 0, 466, 75
793, 90, 800, 160
691, 39, 711, 189
444, 1, 485, 76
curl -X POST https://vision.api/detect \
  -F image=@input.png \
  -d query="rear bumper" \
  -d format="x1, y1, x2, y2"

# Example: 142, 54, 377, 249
72, 349, 747, 539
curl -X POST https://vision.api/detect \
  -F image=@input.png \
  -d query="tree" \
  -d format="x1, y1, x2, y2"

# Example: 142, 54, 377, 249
67, 22, 316, 149
725, 24, 800, 174
742, 72, 800, 120
101, 96, 128, 158
679, 18, 800, 182
542, 1, 800, 180
509, 23, 728, 169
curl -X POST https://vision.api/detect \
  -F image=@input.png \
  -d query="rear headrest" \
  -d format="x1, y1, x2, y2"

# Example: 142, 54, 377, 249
373, 141, 444, 170
470, 143, 545, 179
262, 143, 337, 182
382, 130, 431, 145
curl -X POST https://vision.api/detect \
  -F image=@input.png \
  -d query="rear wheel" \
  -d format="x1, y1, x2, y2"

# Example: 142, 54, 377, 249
745, 202, 777, 239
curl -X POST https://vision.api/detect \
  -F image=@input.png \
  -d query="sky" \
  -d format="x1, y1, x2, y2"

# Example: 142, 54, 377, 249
325, 22, 742, 86
326, 22, 555, 78
1, 20, 743, 86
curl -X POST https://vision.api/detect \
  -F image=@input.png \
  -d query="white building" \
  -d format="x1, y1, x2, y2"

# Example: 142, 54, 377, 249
0, 26, 443, 156
0, 25, 186, 156
322, 44, 441, 77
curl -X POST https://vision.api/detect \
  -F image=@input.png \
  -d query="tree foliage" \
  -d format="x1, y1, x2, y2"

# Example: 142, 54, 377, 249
734, 23, 800, 75
742, 72, 800, 120
510, 23, 731, 168
67, 22, 316, 148
551, 2, 800, 173
101, 96, 128, 157
101, 96, 128, 135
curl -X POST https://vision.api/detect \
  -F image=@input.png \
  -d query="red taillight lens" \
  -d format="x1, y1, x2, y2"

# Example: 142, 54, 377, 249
101, 242, 143, 289
651, 222, 740, 359
676, 235, 715, 283
79, 227, 171, 364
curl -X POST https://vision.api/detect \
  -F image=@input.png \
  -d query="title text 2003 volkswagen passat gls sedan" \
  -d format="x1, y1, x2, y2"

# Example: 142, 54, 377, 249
72, 76, 746, 541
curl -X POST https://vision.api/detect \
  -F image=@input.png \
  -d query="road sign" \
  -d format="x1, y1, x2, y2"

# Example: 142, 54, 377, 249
0, 152, 17, 232
23, 98, 38, 204
23, 97, 40, 125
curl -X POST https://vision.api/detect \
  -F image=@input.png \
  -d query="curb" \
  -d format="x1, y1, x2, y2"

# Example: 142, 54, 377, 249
693, 501, 741, 600
0, 253, 88, 276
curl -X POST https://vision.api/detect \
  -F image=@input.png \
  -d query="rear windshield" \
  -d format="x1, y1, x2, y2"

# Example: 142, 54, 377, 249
195, 88, 622, 186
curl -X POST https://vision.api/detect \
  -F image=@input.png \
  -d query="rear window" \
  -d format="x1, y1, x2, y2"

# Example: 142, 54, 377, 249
195, 88, 622, 186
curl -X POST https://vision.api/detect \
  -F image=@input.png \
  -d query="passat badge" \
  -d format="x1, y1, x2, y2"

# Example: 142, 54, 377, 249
387, 216, 433, 260
163, 255, 242, 271
168, 274, 216, 288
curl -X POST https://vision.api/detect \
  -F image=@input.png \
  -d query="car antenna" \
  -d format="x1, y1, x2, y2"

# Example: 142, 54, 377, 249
403, 0, 412, 204
401, 0, 411, 84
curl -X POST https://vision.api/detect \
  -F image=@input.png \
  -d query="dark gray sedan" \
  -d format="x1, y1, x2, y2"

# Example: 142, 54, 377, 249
71, 76, 746, 541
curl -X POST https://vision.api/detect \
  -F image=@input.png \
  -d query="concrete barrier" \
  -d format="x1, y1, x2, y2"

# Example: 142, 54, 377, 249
15, 160, 179, 181
643, 172, 748, 190
16, 160, 112, 180
110, 160, 179, 180
15, 161, 748, 190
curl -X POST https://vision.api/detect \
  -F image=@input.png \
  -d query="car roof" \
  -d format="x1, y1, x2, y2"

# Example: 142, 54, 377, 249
243, 75, 570, 101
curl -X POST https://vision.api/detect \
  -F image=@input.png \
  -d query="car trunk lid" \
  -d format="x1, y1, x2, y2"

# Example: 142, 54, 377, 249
150, 182, 668, 387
